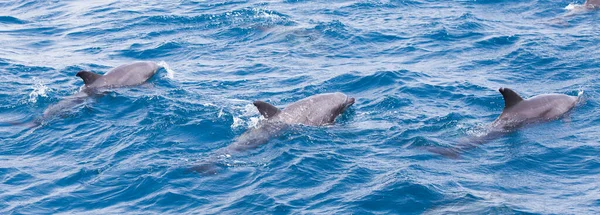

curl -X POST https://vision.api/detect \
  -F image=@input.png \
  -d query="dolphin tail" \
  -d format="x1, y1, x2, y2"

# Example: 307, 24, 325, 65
420, 135, 492, 159
420, 146, 462, 159
187, 160, 223, 175
1, 119, 41, 129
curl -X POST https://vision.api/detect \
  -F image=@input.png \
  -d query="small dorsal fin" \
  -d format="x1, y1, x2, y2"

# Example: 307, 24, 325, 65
253, 101, 281, 118
76, 70, 102, 85
499, 87, 523, 109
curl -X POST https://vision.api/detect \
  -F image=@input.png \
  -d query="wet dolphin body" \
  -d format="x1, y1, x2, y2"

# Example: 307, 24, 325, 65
192, 92, 355, 174
426, 88, 581, 158
586, 0, 600, 8
229, 92, 355, 152
13, 61, 160, 127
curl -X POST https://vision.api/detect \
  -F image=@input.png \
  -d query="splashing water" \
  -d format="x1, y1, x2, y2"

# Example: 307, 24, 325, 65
231, 103, 262, 129
157, 61, 175, 79
564, 3, 593, 13
565, 3, 581, 10
28, 78, 50, 104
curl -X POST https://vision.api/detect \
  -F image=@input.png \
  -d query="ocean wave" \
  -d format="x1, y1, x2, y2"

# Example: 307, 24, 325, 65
1, 0, 599, 214
143, 8, 293, 28
0, 16, 28, 24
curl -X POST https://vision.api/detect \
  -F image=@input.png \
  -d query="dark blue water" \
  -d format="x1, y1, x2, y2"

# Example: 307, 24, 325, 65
1, 0, 600, 214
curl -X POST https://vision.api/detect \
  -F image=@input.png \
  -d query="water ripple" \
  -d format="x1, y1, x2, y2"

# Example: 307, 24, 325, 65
1, 0, 599, 214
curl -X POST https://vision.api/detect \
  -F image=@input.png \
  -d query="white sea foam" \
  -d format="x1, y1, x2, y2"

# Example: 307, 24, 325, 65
28, 78, 50, 103
217, 107, 224, 118
230, 103, 262, 129
565, 3, 580, 10
231, 116, 244, 128
577, 89, 585, 104
157, 61, 175, 79
564, 3, 591, 12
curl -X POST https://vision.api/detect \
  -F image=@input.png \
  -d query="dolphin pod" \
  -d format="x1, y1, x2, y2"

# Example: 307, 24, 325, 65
9, 61, 160, 127
191, 92, 355, 174
7, 64, 584, 171
425, 88, 582, 158
191, 86, 581, 173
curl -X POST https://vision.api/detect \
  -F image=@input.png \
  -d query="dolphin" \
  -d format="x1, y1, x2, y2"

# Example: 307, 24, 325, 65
426, 88, 581, 158
586, 0, 600, 8
192, 92, 355, 174
10, 61, 160, 127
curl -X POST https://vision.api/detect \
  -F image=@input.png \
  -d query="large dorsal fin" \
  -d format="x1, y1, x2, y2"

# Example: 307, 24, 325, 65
76, 70, 102, 85
499, 87, 523, 109
253, 101, 281, 118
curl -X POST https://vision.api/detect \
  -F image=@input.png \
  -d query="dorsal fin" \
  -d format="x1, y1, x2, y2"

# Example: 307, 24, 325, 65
76, 70, 102, 85
499, 87, 523, 109
253, 101, 281, 118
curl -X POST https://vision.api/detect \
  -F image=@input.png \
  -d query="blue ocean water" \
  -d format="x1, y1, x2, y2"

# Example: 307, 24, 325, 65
1, 0, 600, 214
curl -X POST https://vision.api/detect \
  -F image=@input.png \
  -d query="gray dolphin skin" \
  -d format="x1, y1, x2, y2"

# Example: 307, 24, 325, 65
192, 92, 355, 174
228, 92, 355, 152
24, 61, 159, 126
586, 0, 600, 8
426, 88, 581, 158
75, 61, 159, 90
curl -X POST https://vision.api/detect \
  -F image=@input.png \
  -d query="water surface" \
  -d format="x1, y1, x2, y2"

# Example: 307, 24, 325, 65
1, 0, 599, 214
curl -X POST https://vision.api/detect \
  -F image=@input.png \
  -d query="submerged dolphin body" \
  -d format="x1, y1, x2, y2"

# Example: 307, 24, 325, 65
11, 61, 160, 127
426, 88, 581, 158
192, 92, 355, 174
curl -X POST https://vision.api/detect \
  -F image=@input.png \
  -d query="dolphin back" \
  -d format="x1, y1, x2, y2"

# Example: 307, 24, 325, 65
426, 88, 582, 159
281, 92, 355, 125
92, 61, 159, 88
